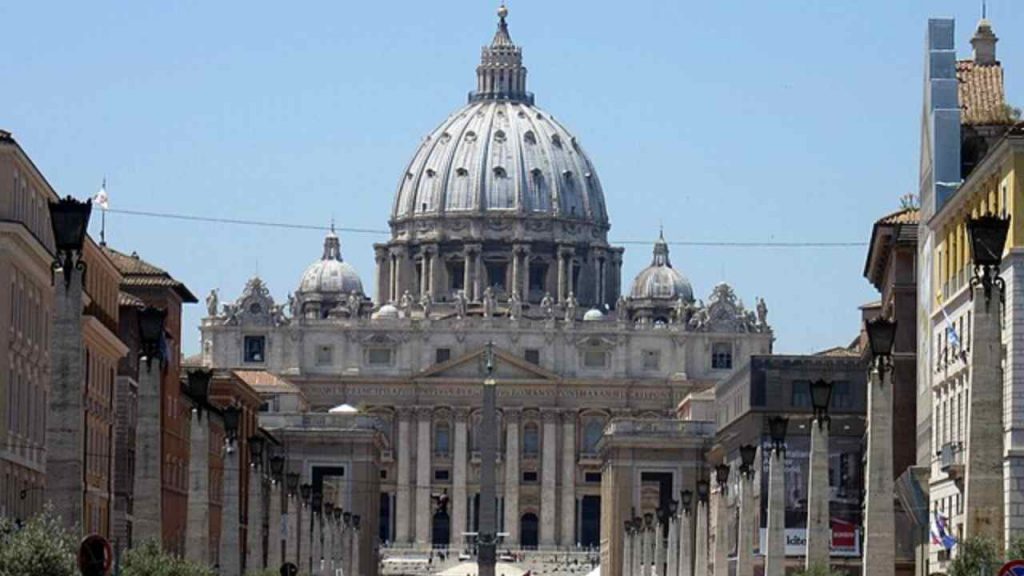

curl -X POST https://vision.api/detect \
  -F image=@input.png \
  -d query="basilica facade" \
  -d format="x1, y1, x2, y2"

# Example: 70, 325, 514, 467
199, 6, 771, 551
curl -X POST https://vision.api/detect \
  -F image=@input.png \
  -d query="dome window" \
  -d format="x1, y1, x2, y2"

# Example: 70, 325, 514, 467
465, 131, 478, 142
530, 167, 543, 179
494, 130, 507, 143
455, 167, 469, 177
440, 132, 452, 143
406, 172, 414, 180
551, 134, 562, 148
426, 169, 437, 178
562, 170, 573, 179
524, 131, 537, 145
493, 166, 508, 178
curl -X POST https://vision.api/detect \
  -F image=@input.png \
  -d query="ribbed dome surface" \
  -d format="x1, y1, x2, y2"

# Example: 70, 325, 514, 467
630, 236, 693, 302
391, 100, 608, 225
298, 232, 364, 296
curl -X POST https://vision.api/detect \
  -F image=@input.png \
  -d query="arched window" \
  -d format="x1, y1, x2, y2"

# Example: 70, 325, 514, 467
523, 421, 540, 457
582, 419, 605, 455
435, 421, 451, 457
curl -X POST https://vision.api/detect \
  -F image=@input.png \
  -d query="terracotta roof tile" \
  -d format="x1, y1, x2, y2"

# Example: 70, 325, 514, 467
877, 208, 920, 226
813, 345, 859, 358
118, 291, 146, 308
233, 370, 300, 394
102, 246, 198, 302
958, 60, 1012, 126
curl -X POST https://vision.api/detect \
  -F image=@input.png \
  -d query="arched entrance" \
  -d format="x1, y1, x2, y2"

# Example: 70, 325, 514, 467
432, 510, 451, 548
520, 513, 539, 549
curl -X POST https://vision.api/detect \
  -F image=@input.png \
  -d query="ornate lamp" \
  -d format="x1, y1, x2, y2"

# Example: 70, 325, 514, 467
643, 513, 654, 530
865, 316, 898, 373
286, 472, 300, 495
222, 406, 241, 443
185, 368, 213, 405
300, 483, 312, 504
696, 480, 710, 503
680, 489, 694, 513
137, 307, 167, 366
48, 196, 92, 289
248, 435, 265, 467
967, 213, 1011, 304
311, 491, 323, 514
269, 453, 285, 480
333, 507, 342, 522
768, 416, 789, 453
715, 463, 730, 492
810, 379, 833, 424
739, 444, 757, 478
343, 511, 352, 526
352, 514, 361, 530
668, 499, 679, 517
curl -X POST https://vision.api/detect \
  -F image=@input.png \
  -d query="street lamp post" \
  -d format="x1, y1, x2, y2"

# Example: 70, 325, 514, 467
246, 436, 266, 572
679, 490, 694, 576
806, 379, 833, 571
765, 416, 788, 576
185, 368, 214, 565
478, 342, 498, 576
268, 451, 285, 570
863, 316, 897, 576
310, 492, 322, 576
666, 500, 679, 576
623, 520, 634, 576
963, 213, 1010, 546
737, 445, 757, 576
133, 306, 167, 544
712, 464, 730, 576
45, 195, 93, 536
655, 503, 672, 576
220, 406, 243, 576
285, 471, 300, 565
300, 483, 311, 576
693, 481, 709, 576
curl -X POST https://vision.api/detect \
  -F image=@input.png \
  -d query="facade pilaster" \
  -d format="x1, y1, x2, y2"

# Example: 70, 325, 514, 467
560, 410, 577, 546
504, 409, 521, 545
374, 246, 389, 305
415, 407, 433, 547
540, 409, 558, 546
453, 408, 470, 548
396, 407, 413, 544
186, 409, 211, 565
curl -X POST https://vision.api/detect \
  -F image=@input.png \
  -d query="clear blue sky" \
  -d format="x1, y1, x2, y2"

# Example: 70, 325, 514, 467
3, 1, 1020, 356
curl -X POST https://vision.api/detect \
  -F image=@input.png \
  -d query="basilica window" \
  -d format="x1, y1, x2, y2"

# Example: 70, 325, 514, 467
791, 380, 811, 408
243, 336, 266, 363
711, 342, 732, 370
366, 347, 393, 366
435, 422, 451, 457
486, 261, 507, 291
435, 348, 451, 364
582, 349, 608, 369
581, 419, 605, 455
524, 349, 540, 365
449, 261, 465, 292
316, 345, 333, 366
523, 422, 540, 458
528, 263, 547, 294
642, 350, 660, 371
831, 380, 852, 409
523, 471, 538, 483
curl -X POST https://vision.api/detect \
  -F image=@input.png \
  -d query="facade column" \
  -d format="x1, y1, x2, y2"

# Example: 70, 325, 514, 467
540, 409, 559, 546
463, 246, 474, 301
712, 473, 729, 576
186, 409, 211, 565
374, 247, 389, 306
46, 266, 87, 536
473, 250, 483, 302
561, 411, 576, 547
219, 447, 241, 576
521, 252, 532, 300
679, 509, 693, 576
396, 407, 413, 544
133, 359, 164, 544
511, 246, 521, 298
504, 409, 521, 545
352, 526, 361, 576
452, 409, 469, 549
415, 407, 433, 547
863, 367, 895, 576
267, 482, 282, 570
737, 465, 755, 576
766, 447, 786, 576
246, 469, 264, 573
693, 501, 708, 576
965, 283, 1004, 543
806, 420, 830, 570
556, 250, 567, 302
426, 247, 437, 299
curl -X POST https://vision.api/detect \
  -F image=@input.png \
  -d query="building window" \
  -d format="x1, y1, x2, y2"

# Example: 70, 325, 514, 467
258, 401, 270, 413
436, 348, 451, 364
584, 472, 602, 483
791, 380, 811, 408
529, 263, 547, 293
434, 469, 450, 482
711, 342, 732, 370
367, 348, 393, 366
316, 345, 333, 366
380, 470, 388, 480
486, 261, 507, 291
524, 349, 540, 365
582, 349, 608, 369
449, 261, 465, 292
523, 422, 540, 457
582, 419, 604, 454
831, 380, 852, 409
435, 421, 451, 457
523, 471, 539, 483
642, 350, 660, 371
243, 336, 266, 363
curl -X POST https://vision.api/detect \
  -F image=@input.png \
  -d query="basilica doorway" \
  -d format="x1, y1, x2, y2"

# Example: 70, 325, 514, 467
432, 510, 451, 548
520, 513, 539, 549
580, 495, 601, 547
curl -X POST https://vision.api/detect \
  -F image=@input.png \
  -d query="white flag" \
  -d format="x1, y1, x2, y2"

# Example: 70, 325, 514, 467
94, 180, 109, 210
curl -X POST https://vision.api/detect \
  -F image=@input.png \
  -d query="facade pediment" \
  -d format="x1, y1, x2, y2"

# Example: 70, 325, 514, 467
416, 346, 560, 382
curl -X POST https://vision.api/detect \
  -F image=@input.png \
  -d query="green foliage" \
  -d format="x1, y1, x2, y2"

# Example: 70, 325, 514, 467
793, 564, 849, 576
121, 540, 216, 576
949, 536, 1001, 576
1006, 534, 1024, 562
0, 505, 77, 576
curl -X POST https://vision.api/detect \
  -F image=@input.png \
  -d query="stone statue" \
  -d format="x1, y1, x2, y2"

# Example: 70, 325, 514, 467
347, 291, 361, 318
540, 292, 555, 319
222, 303, 238, 325
756, 297, 768, 329
688, 301, 708, 331
454, 290, 468, 319
508, 291, 523, 320
270, 304, 287, 326
482, 286, 496, 318
287, 292, 298, 318
673, 296, 693, 325
564, 292, 578, 322
419, 292, 433, 318
400, 290, 414, 317
206, 289, 219, 317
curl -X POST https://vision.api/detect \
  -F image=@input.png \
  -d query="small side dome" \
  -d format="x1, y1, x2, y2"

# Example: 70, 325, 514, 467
329, 403, 359, 414
372, 304, 400, 320
297, 228, 364, 297
630, 232, 694, 302
583, 308, 605, 322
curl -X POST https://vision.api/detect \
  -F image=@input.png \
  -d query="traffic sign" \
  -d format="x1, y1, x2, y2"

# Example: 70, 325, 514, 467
999, 560, 1024, 576
77, 534, 112, 576
280, 562, 299, 576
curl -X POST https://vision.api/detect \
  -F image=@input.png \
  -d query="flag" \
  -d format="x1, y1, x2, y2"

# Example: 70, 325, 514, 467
931, 511, 957, 550
940, 306, 961, 351
94, 179, 109, 210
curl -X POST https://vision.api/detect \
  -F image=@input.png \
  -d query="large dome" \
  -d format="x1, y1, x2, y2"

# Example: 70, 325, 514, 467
392, 100, 608, 225
298, 230, 364, 296
630, 234, 694, 302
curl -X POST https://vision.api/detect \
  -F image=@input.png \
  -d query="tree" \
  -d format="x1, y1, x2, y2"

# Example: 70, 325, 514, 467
1006, 535, 1024, 562
0, 505, 77, 576
949, 537, 1001, 576
121, 540, 216, 576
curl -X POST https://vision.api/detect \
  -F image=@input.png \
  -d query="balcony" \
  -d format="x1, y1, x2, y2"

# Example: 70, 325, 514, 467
939, 442, 964, 480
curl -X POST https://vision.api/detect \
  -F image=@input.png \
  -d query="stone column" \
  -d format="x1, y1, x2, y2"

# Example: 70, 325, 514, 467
186, 409, 210, 564
638, 526, 648, 574
863, 368, 895, 576
267, 482, 282, 570
766, 448, 786, 576
396, 407, 413, 544
46, 266, 87, 536
311, 511, 321, 576
374, 248, 389, 306
246, 469, 264, 572
463, 247, 473, 301
452, 409, 469, 549
561, 411, 576, 547
556, 250, 567, 302
133, 359, 164, 544
473, 250, 483, 302
965, 284, 1004, 543
511, 246, 521, 298
693, 502, 707, 576
286, 494, 299, 565
540, 410, 559, 546
737, 467, 755, 576
806, 420, 830, 570
679, 509, 693, 576
504, 409, 521, 545
713, 477, 729, 576
667, 517, 678, 576
300, 505, 312, 576
220, 447, 242, 576
415, 407, 432, 547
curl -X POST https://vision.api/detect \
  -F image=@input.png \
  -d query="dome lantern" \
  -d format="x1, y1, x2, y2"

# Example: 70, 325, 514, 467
470, 3, 532, 105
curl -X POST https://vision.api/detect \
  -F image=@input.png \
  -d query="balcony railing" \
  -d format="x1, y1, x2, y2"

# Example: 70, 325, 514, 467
939, 442, 964, 478
604, 419, 716, 438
